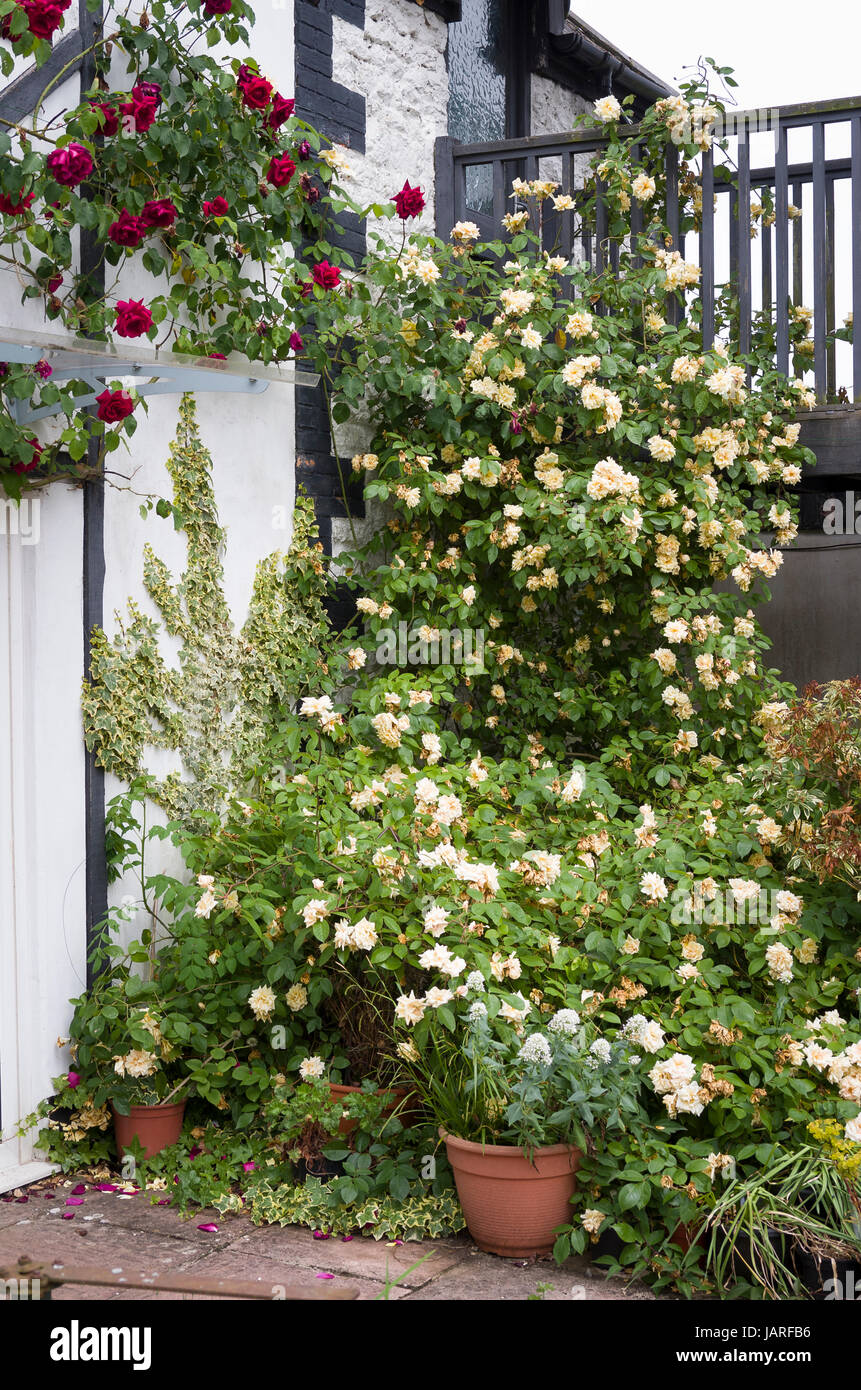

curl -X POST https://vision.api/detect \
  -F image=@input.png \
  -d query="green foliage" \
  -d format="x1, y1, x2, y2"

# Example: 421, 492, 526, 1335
219, 1183, 466, 1242
81, 395, 329, 816
402, 1003, 643, 1155
0, 0, 360, 490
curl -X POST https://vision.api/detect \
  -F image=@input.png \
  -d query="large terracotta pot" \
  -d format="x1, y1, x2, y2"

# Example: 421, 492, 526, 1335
112, 1101, 186, 1159
442, 1130, 581, 1257
329, 1083, 416, 1137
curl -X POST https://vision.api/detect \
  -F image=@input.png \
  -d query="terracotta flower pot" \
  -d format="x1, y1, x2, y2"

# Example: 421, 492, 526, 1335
329, 1083, 416, 1137
442, 1130, 581, 1257
112, 1101, 186, 1159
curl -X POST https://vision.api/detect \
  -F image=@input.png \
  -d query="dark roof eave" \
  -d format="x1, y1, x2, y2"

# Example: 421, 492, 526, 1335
548, 4, 674, 105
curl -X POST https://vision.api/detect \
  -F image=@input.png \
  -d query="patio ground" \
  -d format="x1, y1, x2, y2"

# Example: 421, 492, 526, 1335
0, 1174, 660, 1301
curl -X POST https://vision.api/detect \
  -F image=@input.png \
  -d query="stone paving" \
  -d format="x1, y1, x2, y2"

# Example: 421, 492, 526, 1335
0, 1174, 659, 1301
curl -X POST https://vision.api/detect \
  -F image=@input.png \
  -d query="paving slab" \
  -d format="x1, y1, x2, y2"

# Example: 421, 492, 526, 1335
230, 1223, 468, 1288
1, 1172, 668, 1301
175, 1247, 409, 1301
403, 1250, 656, 1301
0, 1210, 203, 1277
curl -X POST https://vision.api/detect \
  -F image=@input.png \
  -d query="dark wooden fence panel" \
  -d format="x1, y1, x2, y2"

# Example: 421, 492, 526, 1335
438, 94, 861, 403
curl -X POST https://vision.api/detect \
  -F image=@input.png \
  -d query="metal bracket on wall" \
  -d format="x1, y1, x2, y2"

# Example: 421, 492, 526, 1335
1, 324, 319, 426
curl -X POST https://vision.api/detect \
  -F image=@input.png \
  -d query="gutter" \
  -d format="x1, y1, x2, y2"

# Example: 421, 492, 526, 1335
547, 2, 674, 105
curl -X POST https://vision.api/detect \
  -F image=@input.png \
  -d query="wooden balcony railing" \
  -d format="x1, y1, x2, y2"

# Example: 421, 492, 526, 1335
435, 95, 861, 406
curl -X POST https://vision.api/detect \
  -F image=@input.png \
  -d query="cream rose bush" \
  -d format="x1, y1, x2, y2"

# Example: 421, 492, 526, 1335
306, 69, 861, 1279
31, 63, 861, 1288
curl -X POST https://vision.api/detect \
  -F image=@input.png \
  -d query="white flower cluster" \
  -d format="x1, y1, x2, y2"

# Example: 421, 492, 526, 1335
300, 694, 342, 735
621, 1014, 665, 1054
333, 917, 378, 952
547, 1008, 581, 1036
648, 1052, 706, 1117
586, 456, 640, 501
518, 1034, 552, 1066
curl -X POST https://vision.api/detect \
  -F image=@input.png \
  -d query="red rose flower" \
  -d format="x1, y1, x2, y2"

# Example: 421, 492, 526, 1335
203, 196, 229, 217
12, 439, 43, 475
141, 197, 177, 228
133, 82, 162, 106
265, 93, 295, 131
289, 331, 304, 352
393, 180, 425, 219
47, 273, 63, 293
311, 259, 341, 290
119, 96, 158, 134
239, 74, 273, 110
266, 153, 296, 188
46, 143, 94, 187
96, 388, 135, 423
20, 0, 70, 40
89, 101, 119, 136
115, 299, 153, 338
108, 209, 146, 247
0, 190, 35, 215
203, 0, 232, 12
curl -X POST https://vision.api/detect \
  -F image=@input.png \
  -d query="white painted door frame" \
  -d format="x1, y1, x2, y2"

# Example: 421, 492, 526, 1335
0, 493, 87, 1193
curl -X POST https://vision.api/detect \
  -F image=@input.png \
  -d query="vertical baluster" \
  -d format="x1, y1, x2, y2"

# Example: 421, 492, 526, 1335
729, 185, 739, 318
665, 143, 680, 323
812, 121, 827, 400
456, 155, 467, 225
791, 179, 803, 304
560, 150, 574, 265
492, 159, 504, 237
761, 185, 773, 331
852, 116, 861, 402
825, 173, 836, 399
581, 167, 593, 272
737, 124, 752, 362
700, 144, 715, 350
628, 142, 642, 268
774, 120, 790, 377
595, 172, 608, 312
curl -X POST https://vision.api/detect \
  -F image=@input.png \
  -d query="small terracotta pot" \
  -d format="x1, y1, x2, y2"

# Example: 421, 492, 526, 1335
669, 1221, 705, 1256
442, 1130, 581, 1257
329, 1083, 416, 1137
112, 1101, 186, 1159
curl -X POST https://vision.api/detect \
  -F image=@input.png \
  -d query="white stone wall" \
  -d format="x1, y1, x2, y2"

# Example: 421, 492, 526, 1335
331, 2, 447, 236
531, 72, 590, 137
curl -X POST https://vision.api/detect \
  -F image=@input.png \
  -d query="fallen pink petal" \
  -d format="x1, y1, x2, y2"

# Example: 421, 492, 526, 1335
196, 1223, 219, 1232
315, 1272, 335, 1280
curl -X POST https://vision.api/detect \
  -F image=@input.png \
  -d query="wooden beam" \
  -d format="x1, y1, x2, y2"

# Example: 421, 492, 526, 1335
1, 1256, 359, 1301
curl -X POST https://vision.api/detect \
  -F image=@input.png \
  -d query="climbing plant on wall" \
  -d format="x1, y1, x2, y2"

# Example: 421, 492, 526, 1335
81, 393, 329, 816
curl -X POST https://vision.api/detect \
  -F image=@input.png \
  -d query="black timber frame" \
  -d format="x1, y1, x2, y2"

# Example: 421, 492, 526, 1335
0, 1, 108, 982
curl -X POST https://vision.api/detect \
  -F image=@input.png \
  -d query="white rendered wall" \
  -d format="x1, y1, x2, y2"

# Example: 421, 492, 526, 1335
0, 3, 299, 1178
